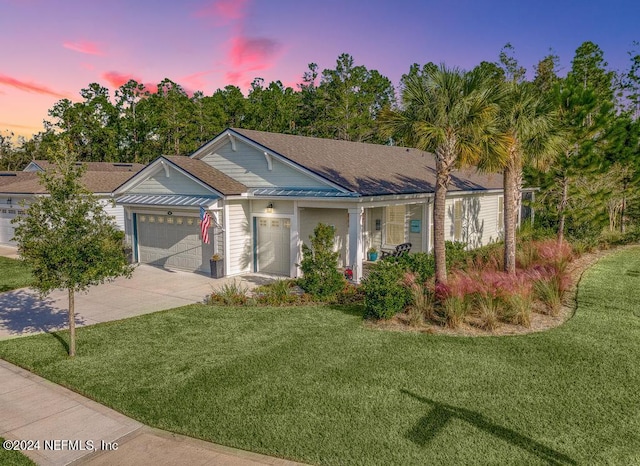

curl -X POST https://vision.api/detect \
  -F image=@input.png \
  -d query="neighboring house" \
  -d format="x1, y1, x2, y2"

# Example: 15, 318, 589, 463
115, 128, 525, 282
0, 161, 144, 245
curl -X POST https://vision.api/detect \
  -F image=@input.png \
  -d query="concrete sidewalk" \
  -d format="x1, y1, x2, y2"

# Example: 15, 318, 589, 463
0, 245, 276, 340
0, 360, 303, 466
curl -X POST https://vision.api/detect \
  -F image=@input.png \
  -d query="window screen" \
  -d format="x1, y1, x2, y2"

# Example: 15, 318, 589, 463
385, 205, 406, 245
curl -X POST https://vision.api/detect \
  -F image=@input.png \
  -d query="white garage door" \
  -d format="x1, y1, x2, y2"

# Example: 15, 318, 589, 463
0, 208, 19, 245
256, 217, 290, 275
136, 213, 213, 273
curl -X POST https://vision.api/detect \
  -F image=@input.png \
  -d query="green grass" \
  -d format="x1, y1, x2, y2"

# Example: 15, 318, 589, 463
0, 257, 32, 292
0, 438, 37, 466
1, 248, 640, 465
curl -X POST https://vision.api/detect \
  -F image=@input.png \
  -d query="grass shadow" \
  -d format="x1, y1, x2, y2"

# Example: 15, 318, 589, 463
327, 303, 365, 318
48, 331, 70, 354
402, 389, 577, 465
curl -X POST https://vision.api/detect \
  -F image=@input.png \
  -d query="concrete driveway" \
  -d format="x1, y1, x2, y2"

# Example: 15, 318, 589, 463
0, 246, 275, 340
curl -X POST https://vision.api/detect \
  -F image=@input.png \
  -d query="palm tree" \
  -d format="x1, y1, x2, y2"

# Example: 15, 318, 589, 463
499, 81, 563, 273
380, 65, 506, 285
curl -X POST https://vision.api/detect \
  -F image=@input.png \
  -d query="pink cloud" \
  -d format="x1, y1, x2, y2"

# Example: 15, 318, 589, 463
100, 72, 157, 94
225, 71, 243, 85
195, 0, 248, 24
224, 34, 281, 86
180, 71, 210, 91
63, 41, 105, 56
229, 35, 279, 67
0, 74, 67, 98
101, 71, 142, 88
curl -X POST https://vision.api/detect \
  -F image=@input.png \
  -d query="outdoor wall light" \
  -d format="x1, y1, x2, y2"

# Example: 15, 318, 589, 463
7, 198, 12, 205
266, 203, 274, 214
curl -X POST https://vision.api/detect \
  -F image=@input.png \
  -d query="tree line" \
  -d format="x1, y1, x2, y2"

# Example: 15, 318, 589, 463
0, 53, 395, 168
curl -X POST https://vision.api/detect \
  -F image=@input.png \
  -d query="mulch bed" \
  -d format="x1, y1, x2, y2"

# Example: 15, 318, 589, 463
366, 245, 634, 337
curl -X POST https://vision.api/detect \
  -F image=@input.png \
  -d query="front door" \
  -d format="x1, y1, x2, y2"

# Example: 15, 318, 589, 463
256, 217, 290, 275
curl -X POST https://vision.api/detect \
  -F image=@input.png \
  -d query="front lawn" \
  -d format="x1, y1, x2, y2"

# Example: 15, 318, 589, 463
0, 248, 639, 465
0, 257, 32, 292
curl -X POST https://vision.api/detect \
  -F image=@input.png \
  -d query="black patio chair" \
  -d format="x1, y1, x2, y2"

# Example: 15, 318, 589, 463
380, 242, 412, 259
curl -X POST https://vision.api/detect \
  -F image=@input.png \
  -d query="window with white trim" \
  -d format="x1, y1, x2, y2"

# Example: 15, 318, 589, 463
385, 205, 406, 245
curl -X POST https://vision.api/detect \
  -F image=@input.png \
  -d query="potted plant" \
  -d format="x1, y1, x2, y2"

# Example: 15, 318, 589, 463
367, 247, 378, 262
209, 254, 224, 278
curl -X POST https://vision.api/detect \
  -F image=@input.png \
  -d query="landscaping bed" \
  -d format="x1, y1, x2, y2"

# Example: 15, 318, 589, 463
370, 244, 628, 336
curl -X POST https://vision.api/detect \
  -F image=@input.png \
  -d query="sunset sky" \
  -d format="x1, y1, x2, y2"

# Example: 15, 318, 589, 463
1, 0, 638, 139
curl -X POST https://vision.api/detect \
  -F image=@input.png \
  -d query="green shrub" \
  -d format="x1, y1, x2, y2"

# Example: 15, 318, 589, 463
362, 261, 410, 320
385, 252, 435, 282
298, 223, 345, 299
474, 294, 500, 330
534, 277, 563, 316
209, 280, 250, 306
517, 220, 556, 242
334, 282, 365, 305
442, 296, 469, 328
402, 272, 435, 323
254, 279, 302, 306
620, 226, 640, 244
444, 241, 468, 269
503, 293, 533, 327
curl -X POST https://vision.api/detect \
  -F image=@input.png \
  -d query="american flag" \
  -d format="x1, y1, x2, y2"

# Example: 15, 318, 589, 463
200, 207, 211, 244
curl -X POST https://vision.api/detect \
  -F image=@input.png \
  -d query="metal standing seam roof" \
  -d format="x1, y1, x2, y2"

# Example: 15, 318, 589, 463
116, 194, 219, 207
249, 187, 359, 198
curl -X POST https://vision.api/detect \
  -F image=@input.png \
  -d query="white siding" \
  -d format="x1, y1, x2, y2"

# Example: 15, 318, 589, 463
444, 193, 503, 248
366, 207, 383, 251
251, 199, 294, 215
100, 199, 125, 230
408, 204, 424, 252
124, 208, 133, 247
299, 208, 348, 267
200, 140, 330, 189
226, 200, 251, 275
130, 166, 213, 195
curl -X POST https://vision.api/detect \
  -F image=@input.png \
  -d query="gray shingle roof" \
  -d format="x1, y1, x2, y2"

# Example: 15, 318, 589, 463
0, 171, 140, 194
29, 160, 145, 173
227, 128, 502, 196
163, 156, 246, 196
